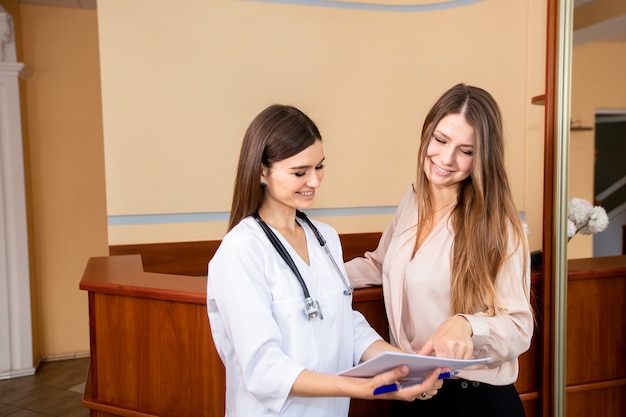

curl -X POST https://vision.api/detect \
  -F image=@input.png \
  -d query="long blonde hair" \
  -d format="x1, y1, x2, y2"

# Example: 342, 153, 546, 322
414, 84, 528, 315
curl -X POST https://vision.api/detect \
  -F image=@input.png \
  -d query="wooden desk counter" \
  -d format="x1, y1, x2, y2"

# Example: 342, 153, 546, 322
79, 254, 394, 417
80, 255, 223, 417
81, 244, 626, 417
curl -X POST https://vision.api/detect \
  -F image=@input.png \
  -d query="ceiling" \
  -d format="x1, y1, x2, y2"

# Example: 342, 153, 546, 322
573, 0, 626, 46
17, 0, 626, 46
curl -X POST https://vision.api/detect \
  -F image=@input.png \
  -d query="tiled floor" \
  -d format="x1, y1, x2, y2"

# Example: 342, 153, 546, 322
0, 358, 90, 417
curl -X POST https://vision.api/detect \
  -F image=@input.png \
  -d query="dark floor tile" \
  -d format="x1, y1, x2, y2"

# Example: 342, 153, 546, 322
57, 404, 90, 417
65, 358, 90, 371
24, 363, 88, 391
0, 409, 49, 417
0, 381, 42, 407
9, 386, 81, 415
0, 377, 31, 392
0, 358, 89, 417
0, 402, 20, 417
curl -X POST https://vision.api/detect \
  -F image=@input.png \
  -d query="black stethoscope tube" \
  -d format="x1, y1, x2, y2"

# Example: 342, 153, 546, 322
253, 210, 353, 320
253, 212, 312, 299
296, 210, 354, 296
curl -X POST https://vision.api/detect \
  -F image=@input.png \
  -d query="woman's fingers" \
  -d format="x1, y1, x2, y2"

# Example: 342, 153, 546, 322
378, 367, 442, 401
418, 338, 434, 356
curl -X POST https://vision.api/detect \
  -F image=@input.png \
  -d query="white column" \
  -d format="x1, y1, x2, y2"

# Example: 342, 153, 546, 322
0, 6, 34, 379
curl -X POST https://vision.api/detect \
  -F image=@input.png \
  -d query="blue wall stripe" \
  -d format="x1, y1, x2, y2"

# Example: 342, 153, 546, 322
246, 0, 483, 12
108, 206, 397, 226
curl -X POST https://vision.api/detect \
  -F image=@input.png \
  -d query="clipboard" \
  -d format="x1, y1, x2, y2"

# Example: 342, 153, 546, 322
338, 351, 490, 379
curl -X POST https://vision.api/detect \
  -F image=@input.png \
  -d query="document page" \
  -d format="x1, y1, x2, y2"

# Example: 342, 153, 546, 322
338, 352, 490, 379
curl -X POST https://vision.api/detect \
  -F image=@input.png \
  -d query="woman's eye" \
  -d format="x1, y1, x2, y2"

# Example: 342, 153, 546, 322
433, 135, 445, 144
315, 164, 325, 170
295, 172, 306, 177
460, 149, 473, 156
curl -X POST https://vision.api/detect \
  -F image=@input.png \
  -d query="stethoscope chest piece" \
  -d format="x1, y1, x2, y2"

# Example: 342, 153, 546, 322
304, 297, 323, 320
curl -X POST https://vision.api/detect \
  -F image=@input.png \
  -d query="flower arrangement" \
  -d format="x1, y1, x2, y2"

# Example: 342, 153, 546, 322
530, 198, 609, 269
567, 197, 609, 241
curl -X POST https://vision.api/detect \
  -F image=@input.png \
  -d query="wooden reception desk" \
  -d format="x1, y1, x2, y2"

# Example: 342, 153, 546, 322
79, 235, 626, 417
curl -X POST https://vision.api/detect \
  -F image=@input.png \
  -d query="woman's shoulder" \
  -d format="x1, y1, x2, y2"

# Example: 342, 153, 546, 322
396, 185, 418, 212
218, 217, 267, 251
402, 184, 417, 201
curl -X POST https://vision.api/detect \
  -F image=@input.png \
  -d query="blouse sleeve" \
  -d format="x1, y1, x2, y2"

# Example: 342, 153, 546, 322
344, 187, 413, 288
459, 231, 534, 365
319, 222, 383, 363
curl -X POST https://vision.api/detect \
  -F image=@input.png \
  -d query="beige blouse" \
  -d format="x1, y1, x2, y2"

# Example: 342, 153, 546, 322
345, 187, 533, 386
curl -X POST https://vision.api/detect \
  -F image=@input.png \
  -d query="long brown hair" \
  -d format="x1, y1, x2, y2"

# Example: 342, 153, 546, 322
414, 84, 529, 315
228, 104, 322, 231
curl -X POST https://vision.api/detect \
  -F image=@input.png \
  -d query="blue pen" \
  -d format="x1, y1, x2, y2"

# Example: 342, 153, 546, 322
373, 370, 460, 395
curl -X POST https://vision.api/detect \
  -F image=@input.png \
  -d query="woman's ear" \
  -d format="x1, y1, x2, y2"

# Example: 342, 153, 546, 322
260, 164, 268, 185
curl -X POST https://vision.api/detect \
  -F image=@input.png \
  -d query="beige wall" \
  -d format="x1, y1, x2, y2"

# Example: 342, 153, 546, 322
19, 4, 108, 358
569, 41, 626, 258
98, 0, 547, 250
525, 0, 549, 254
8, 0, 548, 357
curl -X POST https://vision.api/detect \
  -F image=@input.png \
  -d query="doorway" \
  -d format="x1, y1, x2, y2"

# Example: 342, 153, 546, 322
593, 109, 626, 256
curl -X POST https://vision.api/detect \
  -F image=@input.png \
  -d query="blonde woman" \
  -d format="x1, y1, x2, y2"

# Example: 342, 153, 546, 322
346, 84, 533, 417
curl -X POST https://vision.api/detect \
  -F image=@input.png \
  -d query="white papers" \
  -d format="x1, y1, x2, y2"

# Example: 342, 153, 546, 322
338, 352, 490, 379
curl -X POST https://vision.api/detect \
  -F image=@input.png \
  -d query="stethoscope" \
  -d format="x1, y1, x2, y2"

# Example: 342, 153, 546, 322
253, 210, 354, 320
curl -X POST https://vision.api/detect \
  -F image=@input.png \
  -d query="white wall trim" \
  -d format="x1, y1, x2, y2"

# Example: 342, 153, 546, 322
246, 0, 483, 12
0, 6, 35, 379
107, 206, 399, 226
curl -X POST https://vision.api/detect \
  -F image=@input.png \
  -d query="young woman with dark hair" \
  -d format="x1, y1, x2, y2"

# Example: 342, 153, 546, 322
207, 104, 442, 417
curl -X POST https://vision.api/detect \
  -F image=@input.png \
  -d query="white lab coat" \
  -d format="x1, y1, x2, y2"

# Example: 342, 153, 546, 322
207, 216, 381, 417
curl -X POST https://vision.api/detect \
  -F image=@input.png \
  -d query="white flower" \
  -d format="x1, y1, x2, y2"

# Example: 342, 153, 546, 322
567, 219, 577, 238
566, 197, 609, 242
568, 198, 593, 226
579, 206, 609, 235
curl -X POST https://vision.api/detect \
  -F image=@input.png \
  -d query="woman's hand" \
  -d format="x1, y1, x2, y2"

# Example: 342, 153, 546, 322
365, 365, 443, 401
419, 315, 474, 359
291, 364, 443, 401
